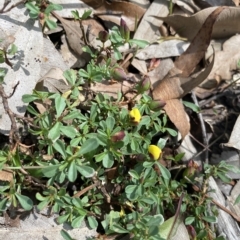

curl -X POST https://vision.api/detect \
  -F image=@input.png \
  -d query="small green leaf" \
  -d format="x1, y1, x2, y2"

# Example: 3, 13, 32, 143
48, 122, 62, 142
111, 223, 129, 233
128, 170, 140, 180
53, 140, 66, 158
0, 198, 8, 211
202, 215, 217, 223
60, 230, 74, 240
183, 101, 200, 113
25, 2, 40, 14
42, 165, 60, 178
155, 162, 171, 180
63, 69, 77, 86
60, 126, 77, 139
22, 94, 39, 103
45, 18, 58, 30
185, 216, 195, 225
71, 10, 80, 20
87, 216, 98, 229
157, 138, 167, 149
72, 216, 85, 228
78, 138, 99, 155
57, 214, 70, 224
37, 199, 49, 211
76, 165, 95, 178
55, 94, 66, 117
15, 193, 33, 211
106, 116, 115, 131
68, 161, 78, 182
81, 10, 92, 20
44, 3, 63, 15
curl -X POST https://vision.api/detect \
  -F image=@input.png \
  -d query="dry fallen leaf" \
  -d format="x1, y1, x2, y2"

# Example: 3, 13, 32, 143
157, 7, 240, 40
0, 169, 13, 183
94, 1, 146, 31
51, 11, 91, 65
152, 7, 225, 139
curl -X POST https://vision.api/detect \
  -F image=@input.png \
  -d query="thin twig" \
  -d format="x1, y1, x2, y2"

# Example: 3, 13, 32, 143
73, 183, 98, 198
0, 0, 26, 13
0, 83, 19, 148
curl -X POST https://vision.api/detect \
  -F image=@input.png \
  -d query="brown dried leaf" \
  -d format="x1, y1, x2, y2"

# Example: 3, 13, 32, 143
51, 11, 90, 63
174, 6, 226, 77
152, 7, 224, 139
94, 1, 146, 31
157, 7, 240, 41
0, 169, 13, 182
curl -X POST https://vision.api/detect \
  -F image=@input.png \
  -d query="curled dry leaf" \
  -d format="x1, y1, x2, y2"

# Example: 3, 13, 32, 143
94, 1, 146, 31
156, 7, 240, 40
0, 169, 13, 183
152, 7, 225, 139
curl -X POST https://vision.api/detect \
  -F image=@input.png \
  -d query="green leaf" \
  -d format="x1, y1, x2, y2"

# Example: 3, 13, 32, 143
72, 216, 85, 228
42, 164, 60, 178
183, 101, 200, 113
36, 192, 47, 201
146, 214, 164, 226
103, 152, 114, 168
113, 47, 122, 60
87, 216, 98, 229
60, 230, 74, 240
79, 69, 89, 78
111, 223, 129, 233
165, 127, 177, 137
106, 116, 115, 132
48, 122, 62, 142
159, 216, 174, 239
78, 138, 99, 155
68, 161, 78, 182
53, 140, 66, 158
128, 39, 149, 48
60, 126, 77, 139
8, 44, 18, 55
0, 198, 8, 211
15, 193, 33, 211
25, 2, 40, 14
216, 172, 231, 183
185, 216, 195, 225
63, 69, 77, 86
128, 170, 140, 180
157, 138, 167, 149
57, 214, 70, 224
45, 18, 58, 30
81, 10, 92, 20
71, 10, 80, 20
44, 3, 63, 15
155, 162, 171, 180
76, 165, 95, 178
22, 94, 39, 103
37, 199, 49, 211
202, 215, 217, 223
55, 94, 66, 118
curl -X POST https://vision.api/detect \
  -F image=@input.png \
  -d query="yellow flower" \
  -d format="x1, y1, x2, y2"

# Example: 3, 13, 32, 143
129, 108, 141, 124
148, 145, 162, 160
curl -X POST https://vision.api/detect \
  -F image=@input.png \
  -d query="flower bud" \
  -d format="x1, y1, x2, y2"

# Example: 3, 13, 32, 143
98, 30, 109, 43
186, 225, 197, 240
148, 145, 162, 160
38, 12, 45, 20
129, 108, 141, 124
149, 100, 166, 111
137, 76, 151, 93
111, 131, 125, 142
120, 18, 130, 41
111, 67, 127, 81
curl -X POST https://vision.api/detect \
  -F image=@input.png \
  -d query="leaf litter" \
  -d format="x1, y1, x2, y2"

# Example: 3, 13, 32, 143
1, 0, 240, 239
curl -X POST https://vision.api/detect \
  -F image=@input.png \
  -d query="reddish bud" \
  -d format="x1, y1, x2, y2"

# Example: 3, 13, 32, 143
120, 18, 130, 41
38, 12, 45, 20
111, 67, 127, 81
149, 100, 166, 111
98, 30, 109, 43
111, 131, 125, 142
186, 225, 197, 240
137, 76, 151, 93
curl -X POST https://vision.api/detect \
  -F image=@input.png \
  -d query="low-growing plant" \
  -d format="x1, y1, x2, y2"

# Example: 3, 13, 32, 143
0, 6, 240, 240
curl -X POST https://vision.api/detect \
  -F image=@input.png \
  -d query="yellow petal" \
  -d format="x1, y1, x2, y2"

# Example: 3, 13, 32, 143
148, 145, 161, 160
129, 108, 141, 123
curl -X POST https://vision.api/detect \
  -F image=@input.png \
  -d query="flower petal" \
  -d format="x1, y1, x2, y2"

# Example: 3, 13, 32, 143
148, 145, 161, 160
